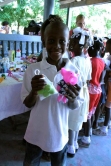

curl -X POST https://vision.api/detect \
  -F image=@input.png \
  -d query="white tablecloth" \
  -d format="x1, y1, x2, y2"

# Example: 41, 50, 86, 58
0, 76, 29, 121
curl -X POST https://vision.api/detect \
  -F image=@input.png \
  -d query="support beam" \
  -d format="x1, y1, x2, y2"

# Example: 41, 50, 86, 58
43, 0, 55, 21
60, 1, 86, 9
66, 7, 72, 29
0, 0, 16, 7
86, 0, 111, 5
60, 0, 111, 9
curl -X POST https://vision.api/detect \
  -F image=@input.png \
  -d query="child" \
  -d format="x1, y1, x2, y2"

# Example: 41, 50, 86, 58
69, 14, 90, 37
93, 38, 111, 135
93, 43, 110, 129
0, 21, 10, 34
79, 36, 105, 147
67, 27, 92, 156
69, 14, 92, 59
36, 14, 63, 161
21, 21, 82, 166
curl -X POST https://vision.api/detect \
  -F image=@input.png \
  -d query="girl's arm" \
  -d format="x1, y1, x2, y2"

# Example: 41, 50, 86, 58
65, 84, 81, 109
23, 90, 38, 108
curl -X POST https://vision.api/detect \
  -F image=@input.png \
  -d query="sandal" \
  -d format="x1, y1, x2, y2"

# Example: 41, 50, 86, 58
92, 128, 108, 136
78, 139, 90, 148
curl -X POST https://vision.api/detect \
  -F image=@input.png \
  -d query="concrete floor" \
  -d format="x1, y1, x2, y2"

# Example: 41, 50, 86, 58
0, 112, 111, 166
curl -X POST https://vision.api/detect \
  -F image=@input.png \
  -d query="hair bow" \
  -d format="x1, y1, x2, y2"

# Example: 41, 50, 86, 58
71, 27, 93, 46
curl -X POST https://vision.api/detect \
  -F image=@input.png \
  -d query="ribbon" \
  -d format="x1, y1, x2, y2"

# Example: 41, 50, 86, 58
71, 27, 93, 46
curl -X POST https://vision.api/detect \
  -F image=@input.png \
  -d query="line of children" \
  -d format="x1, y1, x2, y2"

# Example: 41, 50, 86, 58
21, 20, 83, 166
78, 36, 105, 147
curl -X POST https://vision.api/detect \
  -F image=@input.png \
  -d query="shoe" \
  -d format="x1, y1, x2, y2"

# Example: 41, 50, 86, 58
93, 128, 108, 136
67, 145, 75, 158
78, 139, 90, 148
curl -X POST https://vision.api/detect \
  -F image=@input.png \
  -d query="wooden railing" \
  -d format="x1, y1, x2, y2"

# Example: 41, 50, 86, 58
0, 34, 42, 57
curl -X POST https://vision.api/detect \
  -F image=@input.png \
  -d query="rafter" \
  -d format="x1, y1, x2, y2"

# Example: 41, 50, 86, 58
59, 0, 111, 8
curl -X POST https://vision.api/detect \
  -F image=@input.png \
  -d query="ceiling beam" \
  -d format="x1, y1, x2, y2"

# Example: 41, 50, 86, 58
60, 1, 86, 8
86, 0, 111, 5
0, 0, 16, 7
59, 0, 75, 5
60, 0, 111, 8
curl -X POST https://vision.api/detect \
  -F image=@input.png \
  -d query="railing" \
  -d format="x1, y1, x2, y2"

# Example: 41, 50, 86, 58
0, 34, 42, 57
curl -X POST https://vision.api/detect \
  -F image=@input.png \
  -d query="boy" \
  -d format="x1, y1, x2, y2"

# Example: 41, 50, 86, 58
21, 21, 82, 166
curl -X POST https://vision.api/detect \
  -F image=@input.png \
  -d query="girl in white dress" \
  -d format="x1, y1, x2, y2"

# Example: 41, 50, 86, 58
67, 27, 93, 157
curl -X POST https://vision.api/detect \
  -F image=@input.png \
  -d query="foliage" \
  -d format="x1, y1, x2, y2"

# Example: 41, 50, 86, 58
0, 0, 111, 36
70, 4, 111, 35
54, 0, 67, 23
0, 0, 43, 31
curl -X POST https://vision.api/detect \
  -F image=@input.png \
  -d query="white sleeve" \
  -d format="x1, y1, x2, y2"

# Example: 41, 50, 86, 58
21, 65, 33, 103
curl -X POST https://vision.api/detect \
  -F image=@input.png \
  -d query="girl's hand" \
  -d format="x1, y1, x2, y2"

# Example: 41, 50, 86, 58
65, 84, 81, 102
31, 75, 47, 94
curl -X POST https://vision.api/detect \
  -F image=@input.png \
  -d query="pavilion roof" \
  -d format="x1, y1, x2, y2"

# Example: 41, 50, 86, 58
59, 0, 111, 8
0, 0, 15, 6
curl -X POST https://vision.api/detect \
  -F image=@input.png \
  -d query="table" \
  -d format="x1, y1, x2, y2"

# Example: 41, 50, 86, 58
0, 75, 29, 121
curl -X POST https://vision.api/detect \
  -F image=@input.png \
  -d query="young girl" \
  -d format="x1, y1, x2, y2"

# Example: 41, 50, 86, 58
67, 27, 92, 156
37, 14, 64, 161
93, 38, 111, 135
92, 43, 110, 129
21, 21, 83, 166
79, 36, 105, 147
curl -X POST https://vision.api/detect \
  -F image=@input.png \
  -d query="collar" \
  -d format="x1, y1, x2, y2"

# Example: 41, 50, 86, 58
40, 57, 54, 70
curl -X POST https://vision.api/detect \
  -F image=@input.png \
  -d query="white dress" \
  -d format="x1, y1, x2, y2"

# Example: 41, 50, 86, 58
69, 55, 92, 131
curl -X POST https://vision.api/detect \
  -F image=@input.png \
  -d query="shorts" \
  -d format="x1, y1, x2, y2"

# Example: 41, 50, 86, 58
88, 92, 101, 119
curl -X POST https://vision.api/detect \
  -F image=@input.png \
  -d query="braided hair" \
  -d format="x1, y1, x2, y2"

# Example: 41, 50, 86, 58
37, 15, 63, 62
69, 28, 92, 55
41, 14, 63, 46
88, 36, 104, 57
106, 38, 111, 45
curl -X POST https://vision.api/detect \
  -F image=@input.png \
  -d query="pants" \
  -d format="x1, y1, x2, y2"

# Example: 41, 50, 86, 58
23, 141, 67, 166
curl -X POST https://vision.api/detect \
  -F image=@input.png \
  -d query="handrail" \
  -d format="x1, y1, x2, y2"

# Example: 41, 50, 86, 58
0, 34, 42, 57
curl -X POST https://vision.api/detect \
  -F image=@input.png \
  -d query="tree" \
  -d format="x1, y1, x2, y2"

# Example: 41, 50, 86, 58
0, 0, 43, 32
54, 0, 67, 23
0, 1, 111, 36
70, 4, 111, 35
